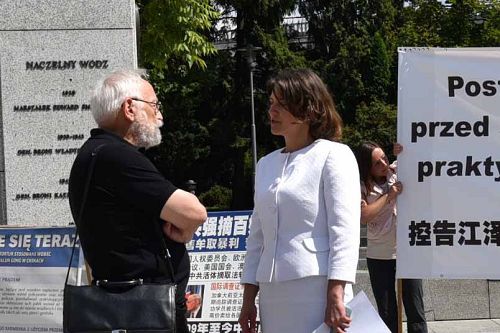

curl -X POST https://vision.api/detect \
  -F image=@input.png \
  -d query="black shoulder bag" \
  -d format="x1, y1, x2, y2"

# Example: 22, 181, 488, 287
63, 145, 177, 333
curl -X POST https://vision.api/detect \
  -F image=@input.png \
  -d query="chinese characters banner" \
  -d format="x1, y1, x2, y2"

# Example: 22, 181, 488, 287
397, 48, 500, 279
186, 211, 261, 333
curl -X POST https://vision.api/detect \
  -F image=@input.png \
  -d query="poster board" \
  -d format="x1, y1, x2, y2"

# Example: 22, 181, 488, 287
0, 227, 81, 333
0, 212, 256, 333
185, 210, 256, 333
396, 47, 500, 279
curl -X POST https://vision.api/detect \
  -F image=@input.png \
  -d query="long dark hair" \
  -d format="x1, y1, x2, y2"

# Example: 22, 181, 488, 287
266, 68, 343, 141
355, 141, 381, 192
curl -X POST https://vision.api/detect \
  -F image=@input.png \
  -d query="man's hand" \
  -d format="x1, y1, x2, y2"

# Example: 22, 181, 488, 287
162, 221, 197, 243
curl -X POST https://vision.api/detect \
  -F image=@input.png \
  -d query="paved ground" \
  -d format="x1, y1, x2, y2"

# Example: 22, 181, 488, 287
402, 319, 500, 333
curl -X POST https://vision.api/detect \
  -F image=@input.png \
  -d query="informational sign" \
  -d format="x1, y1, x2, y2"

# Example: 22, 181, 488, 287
0, 212, 255, 333
186, 210, 258, 333
396, 48, 500, 279
0, 227, 80, 333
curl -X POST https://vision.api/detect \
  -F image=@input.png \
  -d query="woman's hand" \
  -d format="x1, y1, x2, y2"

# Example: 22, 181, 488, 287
239, 284, 259, 333
239, 301, 258, 333
388, 181, 403, 203
325, 280, 351, 333
393, 143, 403, 156
325, 302, 351, 333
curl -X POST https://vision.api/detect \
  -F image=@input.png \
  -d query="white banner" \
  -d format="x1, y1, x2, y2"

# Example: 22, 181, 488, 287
396, 47, 500, 279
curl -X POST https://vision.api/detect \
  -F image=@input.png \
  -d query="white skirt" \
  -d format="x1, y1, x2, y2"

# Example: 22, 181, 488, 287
258, 276, 353, 333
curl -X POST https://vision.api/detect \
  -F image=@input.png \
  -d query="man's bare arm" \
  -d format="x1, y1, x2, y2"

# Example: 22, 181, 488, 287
160, 189, 207, 238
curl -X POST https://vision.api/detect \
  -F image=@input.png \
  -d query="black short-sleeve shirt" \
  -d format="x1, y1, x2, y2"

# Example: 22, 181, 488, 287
68, 128, 188, 283
69, 129, 192, 332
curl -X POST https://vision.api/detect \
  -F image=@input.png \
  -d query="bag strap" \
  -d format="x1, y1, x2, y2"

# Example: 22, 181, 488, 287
64, 144, 107, 287
154, 220, 176, 282
64, 144, 176, 286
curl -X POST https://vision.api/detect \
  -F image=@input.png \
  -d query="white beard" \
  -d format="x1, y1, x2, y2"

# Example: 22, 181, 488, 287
130, 114, 163, 149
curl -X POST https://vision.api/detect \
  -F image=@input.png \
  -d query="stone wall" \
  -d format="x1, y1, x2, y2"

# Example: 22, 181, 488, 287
0, 0, 137, 226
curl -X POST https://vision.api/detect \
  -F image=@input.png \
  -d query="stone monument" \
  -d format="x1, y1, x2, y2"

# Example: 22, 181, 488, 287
0, 0, 138, 225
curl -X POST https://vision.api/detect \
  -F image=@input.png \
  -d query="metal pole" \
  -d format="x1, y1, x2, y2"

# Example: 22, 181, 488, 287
249, 68, 257, 177
397, 279, 403, 333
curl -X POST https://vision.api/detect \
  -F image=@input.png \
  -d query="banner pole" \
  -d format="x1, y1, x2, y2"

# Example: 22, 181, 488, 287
85, 260, 92, 285
397, 279, 403, 333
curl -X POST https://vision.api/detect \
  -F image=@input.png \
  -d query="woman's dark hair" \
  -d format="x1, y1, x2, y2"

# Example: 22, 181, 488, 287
355, 141, 381, 191
266, 68, 343, 141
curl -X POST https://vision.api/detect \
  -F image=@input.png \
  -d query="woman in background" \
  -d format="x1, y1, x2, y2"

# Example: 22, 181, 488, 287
238, 69, 360, 333
356, 142, 427, 333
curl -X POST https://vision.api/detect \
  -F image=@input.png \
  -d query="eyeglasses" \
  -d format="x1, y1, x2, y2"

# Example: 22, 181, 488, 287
131, 97, 162, 114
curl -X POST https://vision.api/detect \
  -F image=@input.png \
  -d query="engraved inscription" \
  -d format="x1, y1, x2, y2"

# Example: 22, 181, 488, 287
14, 105, 51, 112
62, 90, 76, 97
8, 56, 117, 225
52, 104, 79, 111
16, 147, 80, 156
25, 59, 109, 70
14, 104, 90, 112
57, 134, 84, 141
54, 148, 79, 155
33, 149, 53, 156
78, 60, 109, 69
26, 60, 76, 70
15, 194, 30, 200
14, 192, 69, 201
17, 149, 32, 156
32, 193, 52, 200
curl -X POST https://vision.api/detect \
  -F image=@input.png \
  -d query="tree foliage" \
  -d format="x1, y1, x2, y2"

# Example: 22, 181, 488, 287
138, 0, 500, 209
366, 32, 391, 102
138, 0, 219, 70
199, 185, 233, 211
343, 100, 397, 151
299, 0, 397, 123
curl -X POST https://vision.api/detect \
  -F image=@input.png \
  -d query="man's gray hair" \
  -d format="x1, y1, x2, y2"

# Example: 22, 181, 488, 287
90, 69, 147, 126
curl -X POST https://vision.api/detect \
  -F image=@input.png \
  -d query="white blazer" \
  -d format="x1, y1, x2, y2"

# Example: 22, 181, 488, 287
241, 139, 360, 285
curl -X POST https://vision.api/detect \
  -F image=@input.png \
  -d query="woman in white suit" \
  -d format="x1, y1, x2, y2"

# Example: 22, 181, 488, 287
239, 69, 360, 333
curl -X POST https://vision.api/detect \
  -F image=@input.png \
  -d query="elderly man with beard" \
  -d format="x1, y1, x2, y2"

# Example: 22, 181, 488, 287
68, 70, 207, 333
